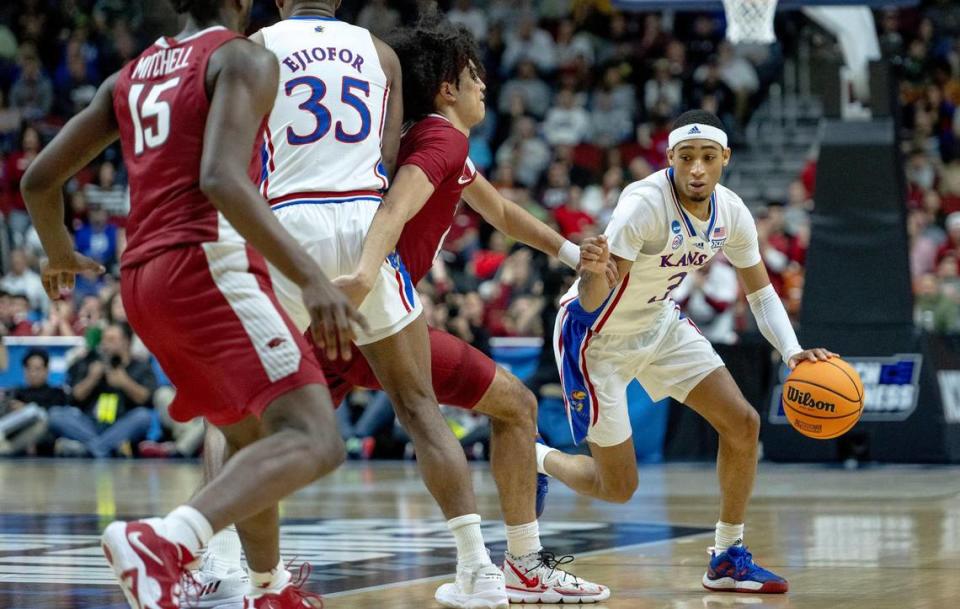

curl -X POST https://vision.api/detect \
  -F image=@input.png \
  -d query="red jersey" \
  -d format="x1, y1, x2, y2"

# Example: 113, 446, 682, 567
113, 26, 243, 269
395, 115, 477, 283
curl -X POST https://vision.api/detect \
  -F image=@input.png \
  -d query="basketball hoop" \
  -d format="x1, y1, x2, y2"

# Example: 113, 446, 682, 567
722, 0, 779, 44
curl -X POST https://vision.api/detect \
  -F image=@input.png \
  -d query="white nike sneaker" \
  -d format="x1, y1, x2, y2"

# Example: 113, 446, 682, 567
187, 551, 249, 609
503, 550, 610, 604
435, 563, 509, 609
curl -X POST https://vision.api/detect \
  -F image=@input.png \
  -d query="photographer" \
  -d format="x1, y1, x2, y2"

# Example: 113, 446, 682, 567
0, 348, 66, 455
49, 322, 157, 458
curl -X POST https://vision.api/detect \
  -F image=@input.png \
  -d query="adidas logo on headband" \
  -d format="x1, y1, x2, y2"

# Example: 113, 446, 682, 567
668, 122, 728, 149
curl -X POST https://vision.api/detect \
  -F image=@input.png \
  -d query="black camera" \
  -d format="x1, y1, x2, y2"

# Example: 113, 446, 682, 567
109, 355, 123, 369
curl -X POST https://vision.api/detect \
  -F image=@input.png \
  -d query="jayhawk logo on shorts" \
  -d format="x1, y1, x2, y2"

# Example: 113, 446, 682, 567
570, 390, 587, 412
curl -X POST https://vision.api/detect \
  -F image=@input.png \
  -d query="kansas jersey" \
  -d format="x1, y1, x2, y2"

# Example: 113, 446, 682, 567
113, 26, 242, 268
257, 16, 389, 201
560, 168, 761, 335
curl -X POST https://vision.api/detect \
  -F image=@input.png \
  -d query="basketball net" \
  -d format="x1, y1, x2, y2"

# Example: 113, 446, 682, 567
722, 0, 779, 44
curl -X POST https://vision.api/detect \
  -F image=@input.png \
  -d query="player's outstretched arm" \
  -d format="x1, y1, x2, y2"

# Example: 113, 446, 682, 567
335, 164, 435, 307
21, 73, 119, 297
462, 174, 581, 268
736, 261, 836, 368
201, 39, 363, 359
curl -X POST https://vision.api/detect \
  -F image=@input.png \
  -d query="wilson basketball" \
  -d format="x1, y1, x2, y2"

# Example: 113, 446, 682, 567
782, 358, 864, 440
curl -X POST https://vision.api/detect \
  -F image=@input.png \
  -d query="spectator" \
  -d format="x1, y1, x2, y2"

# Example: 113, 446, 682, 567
581, 166, 625, 223
83, 161, 130, 216
495, 116, 551, 187
447, 0, 488, 41
590, 89, 634, 147
543, 88, 590, 146
553, 187, 595, 240
38, 299, 77, 337
5, 125, 42, 245
5, 293, 36, 336
53, 38, 98, 117
499, 60, 551, 118
355, 0, 400, 39
0, 348, 66, 455
554, 19, 594, 70
9, 43, 52, 121
936, 211, 960, 264
0, 248, 46, 313
73, 203, 118, 297
644, 58, 682, 117
501, 13, 556, 75
50, 322, 156, 458
82, 161, 126, 216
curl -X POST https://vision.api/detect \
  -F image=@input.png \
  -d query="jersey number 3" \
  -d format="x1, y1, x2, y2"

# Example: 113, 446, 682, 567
285, 75, 372, 145
128, 77, 181, 155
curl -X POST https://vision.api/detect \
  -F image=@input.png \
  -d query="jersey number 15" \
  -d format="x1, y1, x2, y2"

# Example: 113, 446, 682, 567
128, 77, 180, 155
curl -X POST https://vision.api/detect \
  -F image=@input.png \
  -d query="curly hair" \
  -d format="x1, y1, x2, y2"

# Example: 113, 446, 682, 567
388, 19, 484, 123
170, 0, 220, 22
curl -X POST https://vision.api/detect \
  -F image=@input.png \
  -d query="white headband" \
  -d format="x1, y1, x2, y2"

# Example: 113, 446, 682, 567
668, 123, 728, 149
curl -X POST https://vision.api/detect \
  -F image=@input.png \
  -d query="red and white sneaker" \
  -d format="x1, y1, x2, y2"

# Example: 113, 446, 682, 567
244, 563, 324, 608
101, 518, 198, 609
503, 550, 610, 604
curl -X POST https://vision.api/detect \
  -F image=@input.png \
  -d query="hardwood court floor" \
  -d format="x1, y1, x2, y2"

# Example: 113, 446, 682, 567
1, 459, 958, 608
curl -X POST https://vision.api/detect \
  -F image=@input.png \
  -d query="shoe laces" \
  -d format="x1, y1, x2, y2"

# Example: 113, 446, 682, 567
287, 561, 324, 608
726, 545, 756, 574
177, 569, 203, 608
537, 550, 580, 584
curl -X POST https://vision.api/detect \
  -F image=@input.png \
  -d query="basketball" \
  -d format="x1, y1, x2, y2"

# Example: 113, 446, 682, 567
782, 358, 864, 440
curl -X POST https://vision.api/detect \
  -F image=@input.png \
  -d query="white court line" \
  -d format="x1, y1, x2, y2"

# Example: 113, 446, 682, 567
324, 528, 714, 598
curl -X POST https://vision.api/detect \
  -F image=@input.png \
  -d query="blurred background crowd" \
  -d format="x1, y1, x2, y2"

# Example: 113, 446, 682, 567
0, 0, 957, 460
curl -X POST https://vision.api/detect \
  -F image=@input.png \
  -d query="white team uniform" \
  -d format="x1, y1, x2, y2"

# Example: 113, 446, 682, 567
554, 168, 762, 447
257, 17, 421, 344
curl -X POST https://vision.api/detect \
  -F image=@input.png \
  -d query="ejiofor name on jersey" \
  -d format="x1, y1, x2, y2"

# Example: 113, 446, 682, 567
281, 46, 366, 75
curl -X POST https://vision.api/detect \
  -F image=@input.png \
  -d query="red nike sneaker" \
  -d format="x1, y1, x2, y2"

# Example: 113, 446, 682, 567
101, 518, 198, 609
244, 563, 324, 608
503, 550, 609, 604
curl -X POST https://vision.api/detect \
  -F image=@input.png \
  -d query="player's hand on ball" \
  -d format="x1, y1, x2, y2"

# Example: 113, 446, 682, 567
302, 276, 368, 362
788, 348, 839, 370
579, 235, 610, 276
41, 252, 105, 300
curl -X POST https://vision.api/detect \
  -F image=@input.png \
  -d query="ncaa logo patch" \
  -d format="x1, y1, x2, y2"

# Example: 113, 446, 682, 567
672, 234, 683, 250
671, 220, 682, 234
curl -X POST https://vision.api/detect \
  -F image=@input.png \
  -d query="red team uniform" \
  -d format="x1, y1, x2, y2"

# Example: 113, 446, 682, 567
113, 26, 325, 426
318, 114, 498, 407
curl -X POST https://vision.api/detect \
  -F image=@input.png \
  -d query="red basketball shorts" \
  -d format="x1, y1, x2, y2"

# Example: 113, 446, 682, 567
122, 242, 327, 427
316, 327, 497, 409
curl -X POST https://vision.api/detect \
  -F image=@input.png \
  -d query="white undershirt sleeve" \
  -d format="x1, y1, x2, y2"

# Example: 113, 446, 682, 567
746, 284, 803, 364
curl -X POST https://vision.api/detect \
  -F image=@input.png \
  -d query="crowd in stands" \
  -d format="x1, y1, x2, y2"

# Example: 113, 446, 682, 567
0, 0, 956, 459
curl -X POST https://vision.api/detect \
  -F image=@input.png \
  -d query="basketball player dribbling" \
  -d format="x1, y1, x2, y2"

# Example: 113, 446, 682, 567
194, 2, 505, 608
20, 0, 361, 607
537, 110, 838, 593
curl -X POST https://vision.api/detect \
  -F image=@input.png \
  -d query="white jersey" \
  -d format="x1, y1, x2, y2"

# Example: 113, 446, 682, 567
560, 168, 761, 335
257, 17, 389, 202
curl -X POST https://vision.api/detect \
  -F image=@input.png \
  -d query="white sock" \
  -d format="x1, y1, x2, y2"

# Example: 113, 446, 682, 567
714, 521, 744, 554
207, 525, 243, 571
535, 443, 558, 477
249, 558, 291, 593
505, 521, 542, 559
448, 514, 492, 569
162, 505, 213, 557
